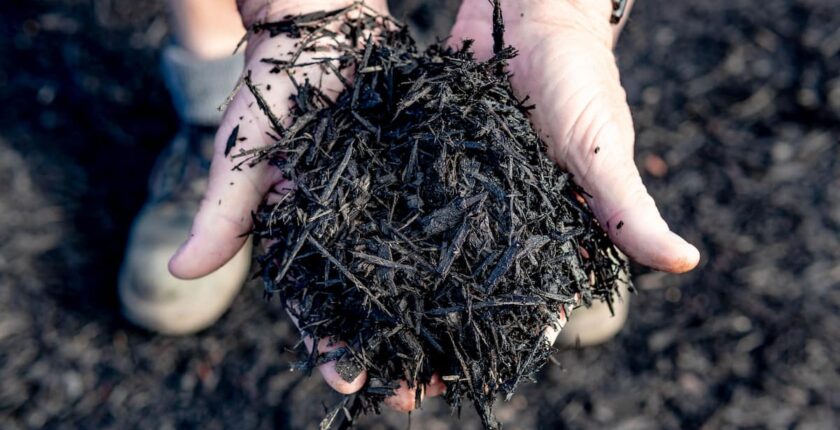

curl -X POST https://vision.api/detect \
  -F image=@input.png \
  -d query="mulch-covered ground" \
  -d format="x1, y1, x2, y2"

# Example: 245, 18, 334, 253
1, 0, 838, 429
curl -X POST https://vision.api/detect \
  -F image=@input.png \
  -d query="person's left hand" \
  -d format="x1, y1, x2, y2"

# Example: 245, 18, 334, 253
167, 0, 447, 412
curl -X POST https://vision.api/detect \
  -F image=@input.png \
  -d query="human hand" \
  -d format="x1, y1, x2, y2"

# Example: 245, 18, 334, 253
167, 0, 445, 410
451, 0, 700, 274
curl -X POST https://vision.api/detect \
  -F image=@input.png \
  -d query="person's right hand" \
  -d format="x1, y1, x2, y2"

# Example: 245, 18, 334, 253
451, 0, 700, 273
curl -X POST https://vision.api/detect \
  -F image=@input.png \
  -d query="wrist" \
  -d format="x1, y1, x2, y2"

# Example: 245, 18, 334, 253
237, 0, 389, 28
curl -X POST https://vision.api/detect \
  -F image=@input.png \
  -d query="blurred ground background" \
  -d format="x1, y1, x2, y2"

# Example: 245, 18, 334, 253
1, 0, 839, 429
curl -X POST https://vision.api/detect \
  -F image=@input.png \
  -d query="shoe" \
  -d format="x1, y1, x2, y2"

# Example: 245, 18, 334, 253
119, 46, 248, 335
556, 283, 630, 347
119, 125, 252, 335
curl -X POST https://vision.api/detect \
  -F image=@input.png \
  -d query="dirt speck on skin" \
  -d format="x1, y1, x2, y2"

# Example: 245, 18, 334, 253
1, 1, 839, 429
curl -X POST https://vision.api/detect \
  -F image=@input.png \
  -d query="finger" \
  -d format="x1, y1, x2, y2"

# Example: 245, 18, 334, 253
426, 374, 447, 397
303, 336, 368, 395
542, 299, 573, 345
383, 374, 446, 412
169, 33, 346, 279
572, 117, 700, 273
287, 311, 368, 394
168, 90, 285, 279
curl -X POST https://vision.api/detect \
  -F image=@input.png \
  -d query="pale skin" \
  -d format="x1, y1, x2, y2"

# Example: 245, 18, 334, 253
167, 0, 699, 412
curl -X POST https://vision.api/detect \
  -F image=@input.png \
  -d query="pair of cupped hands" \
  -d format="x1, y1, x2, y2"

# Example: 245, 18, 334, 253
169, 0, 698, 412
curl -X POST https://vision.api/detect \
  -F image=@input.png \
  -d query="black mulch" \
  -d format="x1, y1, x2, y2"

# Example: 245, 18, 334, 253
0, 0, 838, 429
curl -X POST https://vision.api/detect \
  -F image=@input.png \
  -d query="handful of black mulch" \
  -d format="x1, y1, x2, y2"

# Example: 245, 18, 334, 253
240, 2, 629, 428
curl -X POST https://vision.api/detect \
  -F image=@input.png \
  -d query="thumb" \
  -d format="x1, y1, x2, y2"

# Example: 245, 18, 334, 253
168, 26, 346, 279
168, 94, 283, 279
571, 118, 700, 273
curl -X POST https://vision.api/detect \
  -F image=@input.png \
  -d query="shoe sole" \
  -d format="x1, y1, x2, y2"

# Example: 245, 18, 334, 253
118, 241, 252, 336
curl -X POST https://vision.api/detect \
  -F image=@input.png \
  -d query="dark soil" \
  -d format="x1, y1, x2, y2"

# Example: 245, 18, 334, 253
1, 0, 838, 429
